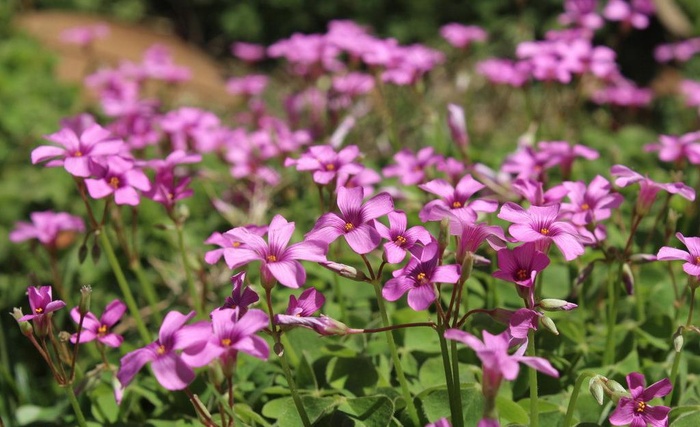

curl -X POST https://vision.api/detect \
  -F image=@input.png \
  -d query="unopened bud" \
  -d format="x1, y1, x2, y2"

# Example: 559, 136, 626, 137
621, 263, 634, 295
10, 308, 33, 336
589, 376, 605, 405
78, 244, 88, 264
91, 241, 101, 263
274, 342, 284, 357
176, 204, 190, 222
79, 285, 92, 316
320, 262, 367, 282
472, 254, 491, 266
606, 378, 627, 394
574, 262, 595, 287
275, 314, 359, 337
58, 331, 72, 342
459, 252, 474, 283
539, 299, 578, 311
628, 253, 657, 264
673, 328, 684, 353
689, 275, 700, 290
540, 315, 559, 335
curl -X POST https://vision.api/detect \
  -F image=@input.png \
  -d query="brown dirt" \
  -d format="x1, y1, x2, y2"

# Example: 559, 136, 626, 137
13, 11, 231, 105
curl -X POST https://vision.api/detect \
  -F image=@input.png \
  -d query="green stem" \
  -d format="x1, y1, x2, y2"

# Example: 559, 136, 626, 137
99, 231, 151, 343
176, 223, 202, 314
666, 348, 682, 406
130, 261, 163, 324
372, 282, 420, 426
604, 264, 619, 366
437, 329, 460, 427
528, 329, 539, 427
277, 342, 311, 427
563, 371, 595, 427
450, 340, 464, 426
64, 385, 88, 427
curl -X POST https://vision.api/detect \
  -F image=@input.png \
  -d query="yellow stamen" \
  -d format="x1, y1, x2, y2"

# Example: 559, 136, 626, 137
581, 203, 590, 210
221, 338, 232, 347
98, 324, 108, 335
540, 228, 550, 235
156, 345, 166, 355
233, 241, 241, 247
325, 163, 335, 171
452, 201, 462, 208
35, 307, 44, 314
109, 176, 120, 189
635, 401, 646, 413
516, 269, 529, 281
696, 256, 700, 264
267, 254, 277, 262
416, 272, 427, 283
395, 235, 407, 246
344, 222, 354, 231
74, 151, 83, 157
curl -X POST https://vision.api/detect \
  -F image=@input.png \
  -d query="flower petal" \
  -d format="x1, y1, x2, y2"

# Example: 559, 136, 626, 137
151, 353, 195, 390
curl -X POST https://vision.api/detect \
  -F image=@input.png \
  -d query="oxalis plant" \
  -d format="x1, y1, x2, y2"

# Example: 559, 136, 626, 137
6, 2, 700, 426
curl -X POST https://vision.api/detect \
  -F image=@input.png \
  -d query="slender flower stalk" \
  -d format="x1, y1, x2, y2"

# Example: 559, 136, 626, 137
563, 371, 596, 427
64, 384, 88, 427
99, 230, 151, 343
176, 222, 202, 314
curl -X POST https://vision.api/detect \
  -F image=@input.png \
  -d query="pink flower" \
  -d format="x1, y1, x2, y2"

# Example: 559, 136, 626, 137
493, 243, 550, 307
226, 75, 268, 97
439, 23, 487, 49
476, 58, 531, 87
117, 311, 210, 390
609, 372, 671, 427
203, 225, 267, 266
285, 144, 363, 186
560, 175, 623, 225
512, 179, 568, 206
160, 107, 222, 153
141, 44, 191, 83
559, 0, 603, 30
18, 286, 66, 322
32, 124, 126, 177
419, 175, 498, 222
285, 288, 325, 316
375, 210, 433, 264
85, 162, 151, 206
382, 243, 460, 311
657, 233, 700, 277
444, 329, 558, 398
231, 42, 266, 63
70, 299, 126, 348
591, 77, 653, 107
644, 131, 700, 165
332, 72, 375, 96
307, 186, 394, 255
10, 211, 84, 248
225, 215, 327, 288
183, 308, 269, 373
383, 147, 443, 186
604, 0, 655, 29
221, 272, 259, 316
611, 165, 695, 213
447, 104, 469, 153
498, 202, 585, 261
60, 24, 109, 47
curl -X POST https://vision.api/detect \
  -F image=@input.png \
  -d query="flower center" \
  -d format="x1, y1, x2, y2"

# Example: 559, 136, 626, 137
695, 256, 700, 264
167, 192, 174, 200
452, 201, 462, 208
416, 272, 427, 284
325, 163, 335, 171
109, 176, 120, 189
98, 324, 108, 335
156, 345, 166, 355
515, 269, 529, 281
232, 241, 241, 247
395, 235, 407, 246
74, 151, 83, 157
267, 254, 277, 262
344, 222, 354, 231
635, 401, 646, 413
35, 307, 44, 314
581, 203, 590, 210
221, 338, 232, 347
540, 227, 550, 235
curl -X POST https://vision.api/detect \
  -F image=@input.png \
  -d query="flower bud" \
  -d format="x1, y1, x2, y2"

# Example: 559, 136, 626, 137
320, 262, 367, 282
689, 275, 700, 290
10, 308, 33, 336
621, 263, 634, 295
540, 315, 559, 335
574, 262, 595, 287
79, 285, 92, 316
275, 314, 360, 337
589, 376, 605, 405
606, 378, 627, 394
673, 328, 684, 353
459, 252, 474, 283
274, 342, 284, 357
628, 253, 657, 264
539, 299, 578, 311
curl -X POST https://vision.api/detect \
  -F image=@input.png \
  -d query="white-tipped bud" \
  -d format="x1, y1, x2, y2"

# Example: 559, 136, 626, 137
320, 262, 367, 282
589, 376, 605, 405
540, 315, 559, 335
607, 379, 627, 394
673, 328, 684, 353
539, 299, 578, 311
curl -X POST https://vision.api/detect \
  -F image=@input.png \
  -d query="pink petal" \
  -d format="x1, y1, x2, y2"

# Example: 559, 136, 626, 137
407, 284, 437, 311
114, 187, 140, 205
159, 311, 195, 344
419, 179, 455, 199
31, 145, 66, 164
234, 335, 269, 360
102, 300, 127, 327
550, 233, 585, 261
443, 329, 485, 352
64, 156, 92, 177
85, 179, 114, 199
656, 247, 691, 262
223, 247, 260, 270
151, 353, 195, 390
117, 346, 156, 387
382, 277, 413, 301
267, 260, 306, 288
99, 333, 124, 348
431, 265, 460, 284
360, 192, 394, 222
344, 224, 380, 254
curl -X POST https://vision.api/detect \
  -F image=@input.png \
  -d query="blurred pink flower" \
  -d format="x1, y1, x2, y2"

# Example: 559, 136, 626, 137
439, 23, 487, 49
10, 211, 84, 248
231, 42, 266, 63
60, 23, 109, 47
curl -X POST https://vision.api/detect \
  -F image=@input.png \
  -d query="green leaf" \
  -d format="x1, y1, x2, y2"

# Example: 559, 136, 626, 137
495, 395, 529, 425
15, 402, 68, 425
234, 403, 273, 427
262, 396, 340, 427
295, 351, 318, 390
325, 356, 379, 395
671, 410, 700, 426
335, 396, 395, 427
418, 385, 483, 426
